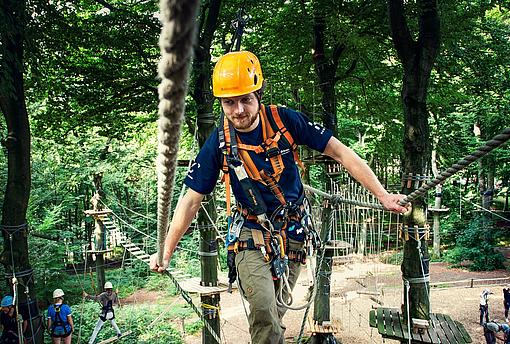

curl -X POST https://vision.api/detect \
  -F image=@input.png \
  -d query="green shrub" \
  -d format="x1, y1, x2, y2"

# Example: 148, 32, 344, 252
443, 216, 505, 271
379, 251, 403, 265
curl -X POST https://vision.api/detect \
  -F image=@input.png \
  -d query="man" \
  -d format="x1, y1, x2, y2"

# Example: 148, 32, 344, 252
503, 284, 510, 322
47, 289, 73, 344
481, 289, 493, 325
83, 282, 122, 344
150, 51, 408, 344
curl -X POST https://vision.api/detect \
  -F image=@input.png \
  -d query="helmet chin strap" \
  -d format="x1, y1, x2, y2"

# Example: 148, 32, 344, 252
255, 80, 267, 102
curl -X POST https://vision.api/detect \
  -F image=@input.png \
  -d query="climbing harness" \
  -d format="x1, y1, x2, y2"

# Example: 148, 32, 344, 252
49, 304, 72, 337
219, 104, 320, 311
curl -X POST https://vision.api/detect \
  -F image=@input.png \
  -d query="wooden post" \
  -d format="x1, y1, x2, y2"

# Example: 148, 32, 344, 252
401, 175, 430, 326
198, 194, 220, 344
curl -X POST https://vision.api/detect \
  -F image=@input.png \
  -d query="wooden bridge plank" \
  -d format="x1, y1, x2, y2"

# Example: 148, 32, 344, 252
385, 308, 394, 337
444, 314, 470, 343
454, 320, 472, 343
96, 330, 133, 344
431, 313, 450, 344
426, 316, 440, 344
437, 313, 456, 344
389, 309, 403, 339
377, 308, 385, 336
369, 310, 376, 328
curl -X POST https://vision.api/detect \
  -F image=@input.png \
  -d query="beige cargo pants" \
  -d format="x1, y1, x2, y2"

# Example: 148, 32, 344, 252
235, 230, 303, 344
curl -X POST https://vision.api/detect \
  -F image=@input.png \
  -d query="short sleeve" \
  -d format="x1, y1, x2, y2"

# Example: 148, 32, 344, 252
184, 128, 222, 195
276, 107, 333, 152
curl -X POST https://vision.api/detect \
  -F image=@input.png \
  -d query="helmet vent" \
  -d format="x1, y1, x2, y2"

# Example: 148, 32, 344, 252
253, 75, 258, 85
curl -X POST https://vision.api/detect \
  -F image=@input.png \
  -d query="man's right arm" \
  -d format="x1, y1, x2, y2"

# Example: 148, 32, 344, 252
150, 188, 205, 272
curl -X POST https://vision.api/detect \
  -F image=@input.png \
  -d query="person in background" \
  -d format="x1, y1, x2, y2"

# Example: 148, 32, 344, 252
481, 288, 494, 325
503, 284, 510, 322
83, 281, 122, 344
47, 289, 73, 344
0, 295, 27, 344
483, 321, 498, 344
483, 321, 510, 344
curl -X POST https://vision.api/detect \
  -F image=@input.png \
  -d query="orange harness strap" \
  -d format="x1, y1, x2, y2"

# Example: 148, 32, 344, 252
268, 105, 305, 173
221, 104, 304, 208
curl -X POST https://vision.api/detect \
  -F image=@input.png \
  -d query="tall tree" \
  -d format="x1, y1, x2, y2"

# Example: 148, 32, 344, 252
0, 0, 44, 342
389, 0, 440, 323
191, 0, 223, 342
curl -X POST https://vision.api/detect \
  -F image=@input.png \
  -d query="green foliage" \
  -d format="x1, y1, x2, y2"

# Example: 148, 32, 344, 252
184, 319, 203, 335
145, 273, 178, 296
443, 216, 506, 271
72, 303, 184, 344
379, 251, 403, 265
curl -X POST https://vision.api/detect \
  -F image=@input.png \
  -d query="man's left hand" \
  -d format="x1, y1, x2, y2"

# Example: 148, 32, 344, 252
379, 193, 410, 214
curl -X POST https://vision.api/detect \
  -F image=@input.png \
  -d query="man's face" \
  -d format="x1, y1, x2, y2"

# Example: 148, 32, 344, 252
106, 288, 113, 295
220, 93, 259, 132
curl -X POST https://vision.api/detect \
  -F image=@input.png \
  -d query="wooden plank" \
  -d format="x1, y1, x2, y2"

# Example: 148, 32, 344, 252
443, 314, 469, 344
369, 310, 376, 328
436, 313, 455, 344
425, 316, 440, 344
97, 330, 133, 344
431, 313, 450, 344
376, 308, 385, 336
389, 309, 403, 340
454, 320, 472, 343
443, 314, 462, 344
399, 313, 411, 342
383, 308, 395, 337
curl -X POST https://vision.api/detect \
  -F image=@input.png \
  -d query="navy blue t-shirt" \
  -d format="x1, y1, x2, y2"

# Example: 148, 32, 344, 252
184, 105, 333, 218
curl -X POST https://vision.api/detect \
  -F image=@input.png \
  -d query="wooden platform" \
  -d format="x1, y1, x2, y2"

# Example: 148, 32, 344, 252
179, 277, 232, 295
307, 317, 340, 335
369, 308, 472, 343
84, 209, 113, 216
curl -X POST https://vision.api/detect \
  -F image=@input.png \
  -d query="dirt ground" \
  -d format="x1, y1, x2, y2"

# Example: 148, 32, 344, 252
174, 260, 510, 344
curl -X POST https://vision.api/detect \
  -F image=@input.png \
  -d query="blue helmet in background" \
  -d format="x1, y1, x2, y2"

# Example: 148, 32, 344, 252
1, 295, 13, 307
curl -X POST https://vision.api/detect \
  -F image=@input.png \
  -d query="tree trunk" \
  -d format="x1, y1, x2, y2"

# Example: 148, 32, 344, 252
191, 1, 222, 342
92, 173, 106, 289
312, 8, 338, 136
389, 0, 440, 324
0, 0, 44, 342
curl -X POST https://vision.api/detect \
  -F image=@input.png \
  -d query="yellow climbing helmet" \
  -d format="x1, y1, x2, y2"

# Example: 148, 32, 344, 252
212, 51, 264, 98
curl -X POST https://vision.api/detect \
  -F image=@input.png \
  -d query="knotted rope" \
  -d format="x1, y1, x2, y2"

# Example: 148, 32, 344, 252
156, 2, 222, 342
156, 0, 199, 260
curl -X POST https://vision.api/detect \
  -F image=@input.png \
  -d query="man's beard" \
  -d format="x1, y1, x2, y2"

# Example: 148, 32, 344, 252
231, 111, 258, 130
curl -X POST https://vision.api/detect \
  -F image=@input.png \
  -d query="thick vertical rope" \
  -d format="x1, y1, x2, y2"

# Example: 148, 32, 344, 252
155, 2, 222, 343
156, 0, 200, 262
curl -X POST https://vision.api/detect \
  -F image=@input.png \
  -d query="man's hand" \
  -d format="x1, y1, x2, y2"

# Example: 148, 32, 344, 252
379, 193, 410, 214
82, 291, 88, 298
150, 252, 171, 273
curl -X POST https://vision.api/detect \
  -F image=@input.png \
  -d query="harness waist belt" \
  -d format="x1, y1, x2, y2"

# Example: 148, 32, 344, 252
227, 238, 258, 252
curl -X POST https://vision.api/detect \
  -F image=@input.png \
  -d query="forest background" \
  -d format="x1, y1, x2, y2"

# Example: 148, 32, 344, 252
1, 0, 510, 343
